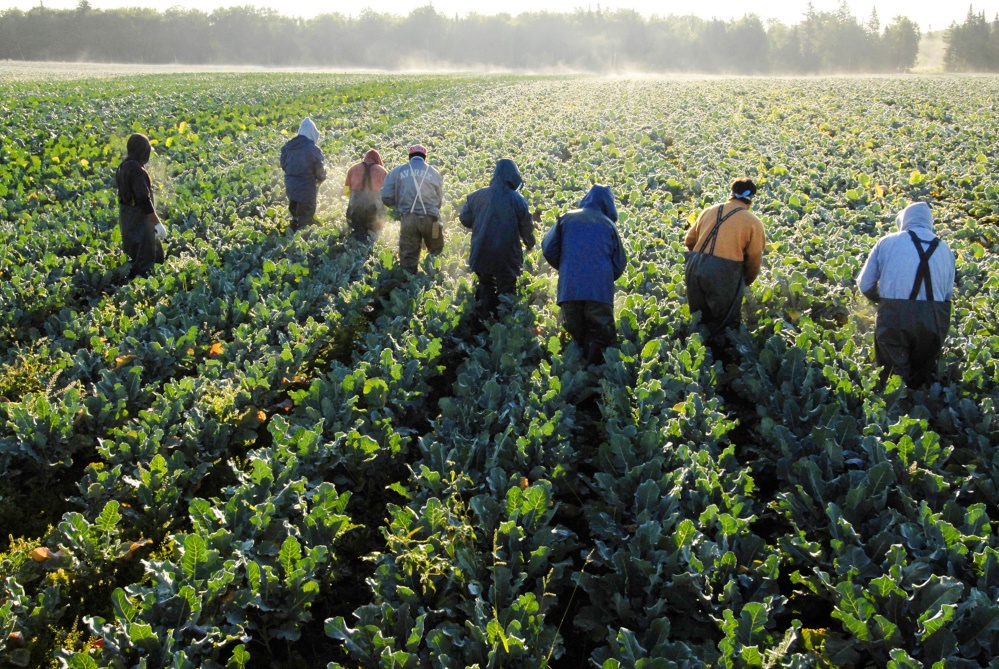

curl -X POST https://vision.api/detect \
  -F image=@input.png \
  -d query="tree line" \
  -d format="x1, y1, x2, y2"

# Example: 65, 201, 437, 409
945, 7, 999, 71
0, 1, 931, 74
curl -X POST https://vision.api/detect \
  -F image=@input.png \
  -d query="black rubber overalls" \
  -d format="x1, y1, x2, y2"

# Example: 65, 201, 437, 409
874, 230, 952, 386
684, 204, 747, 339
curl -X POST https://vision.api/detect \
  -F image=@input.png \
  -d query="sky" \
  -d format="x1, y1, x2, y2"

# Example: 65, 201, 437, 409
1, 0, 997, 32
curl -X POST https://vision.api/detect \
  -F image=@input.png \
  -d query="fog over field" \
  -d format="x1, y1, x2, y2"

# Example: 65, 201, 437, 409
0, 2, 951, 74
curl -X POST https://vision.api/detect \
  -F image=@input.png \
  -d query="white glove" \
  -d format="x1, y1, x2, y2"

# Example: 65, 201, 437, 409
154, 222, 167, 240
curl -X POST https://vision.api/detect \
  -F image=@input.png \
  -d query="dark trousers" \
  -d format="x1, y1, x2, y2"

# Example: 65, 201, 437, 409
288, 200, 317, 231
475, 273, 517, 317
561, 300, 616, 365
346, 191, 384, 241
119, 205, 164, 279
875, 298, 951, 387
684, 252, 745, 338
399, 213, 444, 272
347, 213, 383, 242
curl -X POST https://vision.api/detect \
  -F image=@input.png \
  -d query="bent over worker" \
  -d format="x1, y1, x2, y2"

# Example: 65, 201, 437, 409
381, 144, 444, 272
542, 185, 626, 365
684, 178, 766, 342
459, 158, 535, 317
857, 202, 955, 387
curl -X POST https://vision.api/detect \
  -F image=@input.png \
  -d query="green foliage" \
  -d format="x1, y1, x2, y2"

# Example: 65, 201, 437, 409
2, 71, 999, 669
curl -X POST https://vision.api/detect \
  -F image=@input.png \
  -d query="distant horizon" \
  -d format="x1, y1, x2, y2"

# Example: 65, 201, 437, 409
2, 0, 998, 33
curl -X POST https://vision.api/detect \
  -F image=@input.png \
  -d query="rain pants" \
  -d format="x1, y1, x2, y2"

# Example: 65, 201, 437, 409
684, 204, 749, 338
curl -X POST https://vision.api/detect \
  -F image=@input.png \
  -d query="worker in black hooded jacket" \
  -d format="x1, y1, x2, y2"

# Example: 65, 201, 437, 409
459, 159, 536, 317
115, 133, 165, 279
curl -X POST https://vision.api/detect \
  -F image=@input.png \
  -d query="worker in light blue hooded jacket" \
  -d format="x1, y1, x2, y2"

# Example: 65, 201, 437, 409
542, 185, 627, 364
280, 117, 326, 231
857, 202, 955, 386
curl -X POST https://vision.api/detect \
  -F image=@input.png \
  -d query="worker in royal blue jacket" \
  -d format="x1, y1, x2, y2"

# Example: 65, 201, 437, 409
542, 185, 627, 365
459, 158, 536, 317
857, 202, 955, 386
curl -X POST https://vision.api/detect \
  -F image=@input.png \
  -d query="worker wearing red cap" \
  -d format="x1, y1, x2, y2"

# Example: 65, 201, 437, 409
381, 144, 445, 272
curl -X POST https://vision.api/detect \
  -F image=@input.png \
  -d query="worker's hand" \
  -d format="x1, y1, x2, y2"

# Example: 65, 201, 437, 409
155, 222, 167, 239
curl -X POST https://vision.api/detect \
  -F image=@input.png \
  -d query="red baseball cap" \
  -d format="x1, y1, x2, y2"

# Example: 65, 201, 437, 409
408, 144, 427, 157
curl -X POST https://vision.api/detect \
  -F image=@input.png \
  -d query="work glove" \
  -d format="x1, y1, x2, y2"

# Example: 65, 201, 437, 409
154, 222, 167, 240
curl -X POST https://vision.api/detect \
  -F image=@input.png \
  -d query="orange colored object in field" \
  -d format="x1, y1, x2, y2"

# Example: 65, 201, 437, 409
31, 547, 53, 561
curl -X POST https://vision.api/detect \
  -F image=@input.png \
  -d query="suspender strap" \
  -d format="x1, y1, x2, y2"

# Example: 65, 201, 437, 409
361, 162, 372, 191
907, 230, 940, 301
697, 204, 745, 256
409, 165, 429, 215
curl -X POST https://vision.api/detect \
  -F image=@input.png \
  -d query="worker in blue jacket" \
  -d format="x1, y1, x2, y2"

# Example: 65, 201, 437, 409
459, 158, 536, 317
857, 202, 955, 386
542, 185, 627, 364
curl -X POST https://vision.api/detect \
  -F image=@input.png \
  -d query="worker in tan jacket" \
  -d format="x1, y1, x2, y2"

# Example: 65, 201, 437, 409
684, 178, 765, 342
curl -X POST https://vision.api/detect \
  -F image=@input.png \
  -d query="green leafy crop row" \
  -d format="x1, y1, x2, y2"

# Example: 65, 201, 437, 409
1, 71, 998, 669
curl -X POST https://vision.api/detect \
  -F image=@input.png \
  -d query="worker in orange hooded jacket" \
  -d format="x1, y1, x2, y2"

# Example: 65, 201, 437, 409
343, 149, 388, 241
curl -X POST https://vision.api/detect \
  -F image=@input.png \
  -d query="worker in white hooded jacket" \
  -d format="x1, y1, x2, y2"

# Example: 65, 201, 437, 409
857, 202, 955, 386
280, 117, 326, 231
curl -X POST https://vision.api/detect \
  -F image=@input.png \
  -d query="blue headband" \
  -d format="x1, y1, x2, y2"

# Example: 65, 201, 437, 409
734, 189, 753, 199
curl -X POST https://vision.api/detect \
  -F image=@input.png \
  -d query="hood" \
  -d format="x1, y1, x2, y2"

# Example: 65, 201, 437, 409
579, 185, 617, 222
126, 133, 152, 165
298, 117, 320, 144
363, 149, 384, 167
490, 159, 523, 190
896, 202, 934, 233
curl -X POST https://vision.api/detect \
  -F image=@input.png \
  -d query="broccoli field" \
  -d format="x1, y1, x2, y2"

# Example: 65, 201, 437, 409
1, 68, 999, 668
